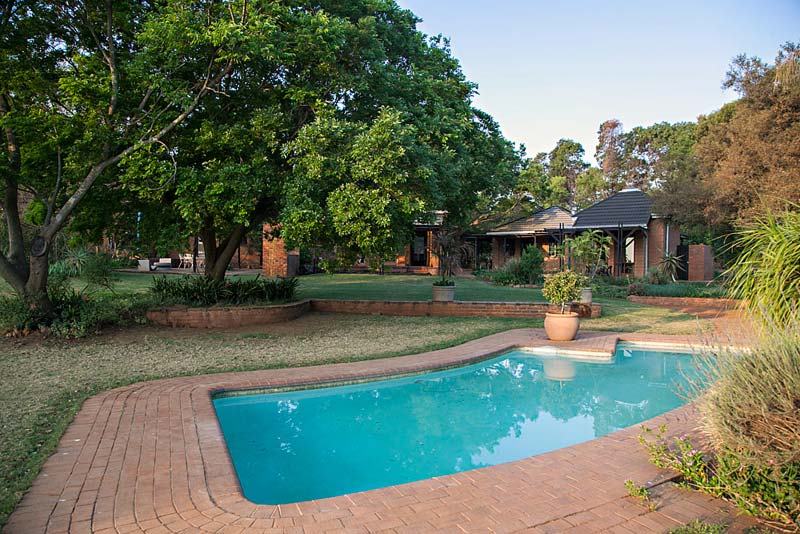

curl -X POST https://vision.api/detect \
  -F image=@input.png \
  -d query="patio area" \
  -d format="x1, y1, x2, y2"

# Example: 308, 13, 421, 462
6, 329, 760, 534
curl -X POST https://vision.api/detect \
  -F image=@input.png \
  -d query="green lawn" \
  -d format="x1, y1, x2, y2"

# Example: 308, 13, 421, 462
297, 273, 545, 301
0, 271, 715, 527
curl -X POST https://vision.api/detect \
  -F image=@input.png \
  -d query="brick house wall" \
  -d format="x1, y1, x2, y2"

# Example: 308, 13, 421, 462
647, 218, 680, 268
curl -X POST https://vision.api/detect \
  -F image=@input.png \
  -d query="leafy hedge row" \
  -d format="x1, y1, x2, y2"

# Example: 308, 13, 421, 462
150, 275, 298, 307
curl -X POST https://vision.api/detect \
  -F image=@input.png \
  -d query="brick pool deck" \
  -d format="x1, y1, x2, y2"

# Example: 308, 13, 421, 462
6, 329, 761, 534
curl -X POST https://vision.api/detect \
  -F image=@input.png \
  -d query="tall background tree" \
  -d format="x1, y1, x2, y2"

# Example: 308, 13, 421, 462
695, 42, 800, 226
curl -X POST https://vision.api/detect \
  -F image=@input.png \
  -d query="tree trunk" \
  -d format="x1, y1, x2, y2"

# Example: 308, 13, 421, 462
203, 224, 247, 281
22, 252, 53, 313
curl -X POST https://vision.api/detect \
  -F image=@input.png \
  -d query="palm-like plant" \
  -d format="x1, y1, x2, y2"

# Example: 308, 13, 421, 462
658, 252, 684, 283
432, 228, 473, 286
567, 230, 612, 281
726, 208, 800, 331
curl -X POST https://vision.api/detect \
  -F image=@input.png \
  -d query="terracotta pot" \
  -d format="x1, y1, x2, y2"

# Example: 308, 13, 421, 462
432, 285, 456, 302
544, 312, 580, 341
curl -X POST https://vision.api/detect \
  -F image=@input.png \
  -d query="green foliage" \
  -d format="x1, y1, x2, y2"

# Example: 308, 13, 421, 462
542, 270, 583, 312
645, 267, 669, 285
150, 276, 298, 307
627, 282, 646, 296
624, 480, 657, 512
432, 228, 475, 283
592, 284, 628, 299
668, 520, 728, 534
0, 292, 154, 338
567, 230, 612, 280
725, 208, 800, 331
432, 279, 455, 287
640, 425, 800, 531
80, 254, 117, 293
488, 246, 544, 286
47, 250, 118, 294
1, 0, 266, 300
641, 283, 726, 299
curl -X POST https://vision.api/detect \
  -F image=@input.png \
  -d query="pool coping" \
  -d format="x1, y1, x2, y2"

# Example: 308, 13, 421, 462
6, 329, 756, 533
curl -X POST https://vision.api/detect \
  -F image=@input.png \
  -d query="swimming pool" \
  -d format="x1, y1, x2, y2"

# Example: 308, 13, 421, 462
213, 344, 697, 504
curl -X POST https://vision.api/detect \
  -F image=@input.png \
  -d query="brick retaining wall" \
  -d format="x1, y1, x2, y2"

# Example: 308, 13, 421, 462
310, 299, 600, 319
147, 299, 601, 328
627, 296, 738, 309
146, 300, 311, 328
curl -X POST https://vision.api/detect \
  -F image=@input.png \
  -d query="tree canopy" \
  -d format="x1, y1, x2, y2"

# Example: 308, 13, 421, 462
1, 0, 520, 301
1, 0, 268, 304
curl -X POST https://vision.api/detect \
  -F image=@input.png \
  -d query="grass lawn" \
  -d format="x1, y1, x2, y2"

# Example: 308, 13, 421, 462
0, 271, 715, 527
297, 273, 546, 301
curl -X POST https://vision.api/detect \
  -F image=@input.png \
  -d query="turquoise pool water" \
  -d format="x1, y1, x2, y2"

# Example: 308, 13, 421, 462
213, 345, 696, 504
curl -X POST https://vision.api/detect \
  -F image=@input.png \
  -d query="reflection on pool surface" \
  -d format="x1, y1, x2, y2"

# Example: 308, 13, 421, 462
213, 345, 696, 504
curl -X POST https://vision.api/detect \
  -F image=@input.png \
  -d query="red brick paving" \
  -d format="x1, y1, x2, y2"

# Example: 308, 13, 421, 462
6, 328, 761, 533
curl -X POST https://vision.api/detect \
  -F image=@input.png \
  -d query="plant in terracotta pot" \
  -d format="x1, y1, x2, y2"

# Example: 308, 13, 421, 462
431, 227, 472, 302
566, 230, 612, 304
541, 269, 583, 341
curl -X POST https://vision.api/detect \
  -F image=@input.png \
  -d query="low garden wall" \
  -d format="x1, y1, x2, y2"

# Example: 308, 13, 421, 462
626, 296, 739, 309
146, 300, 311, 328
147, 299, 600, 328
310, 299, 600, 318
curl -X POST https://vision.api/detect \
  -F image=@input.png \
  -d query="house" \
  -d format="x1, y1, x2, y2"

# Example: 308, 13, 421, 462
570, 188, 679, 278
262, 189, 714, 280
486, 206, 574, 272
486, 189, 713, 280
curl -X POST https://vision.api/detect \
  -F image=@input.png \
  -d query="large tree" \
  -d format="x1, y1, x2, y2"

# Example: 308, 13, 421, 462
619, 121, 696, 191
0, 0, 267, 308
124, 2, 519, 277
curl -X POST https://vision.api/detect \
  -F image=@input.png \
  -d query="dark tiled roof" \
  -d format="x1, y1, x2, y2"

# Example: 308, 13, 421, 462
487, 206, 574, 235
572, 189, 653, 229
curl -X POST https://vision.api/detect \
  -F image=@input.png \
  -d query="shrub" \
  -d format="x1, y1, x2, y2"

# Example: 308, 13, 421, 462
487, 245, 544, 286
645, 267, 669, 285
515, 245, 544, 284
726, 208, 800, 331
150, 275, 298, 306
640, 328, 800, 531
642, 283, 726, 299
0, 292, 154, 338
486, 266, 517, 286
626, 282, 646, 296
81, 253, 117, 293
593, 285, 628, 299
542, 270, 583, 313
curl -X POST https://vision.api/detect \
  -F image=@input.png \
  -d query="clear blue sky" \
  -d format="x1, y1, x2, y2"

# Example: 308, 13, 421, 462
396, 0, 799, 163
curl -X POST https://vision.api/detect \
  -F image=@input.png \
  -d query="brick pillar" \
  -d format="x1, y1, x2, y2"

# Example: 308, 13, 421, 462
634, 230, 647, 277
262, 224, 289, 278
688, 244, 714, 281
491, 237, 504, 269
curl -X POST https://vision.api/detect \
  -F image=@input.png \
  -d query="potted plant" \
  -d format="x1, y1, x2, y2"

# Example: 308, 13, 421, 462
566, 230, 612, 304
541, 269, 583, 341
431, 227, 472, 302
